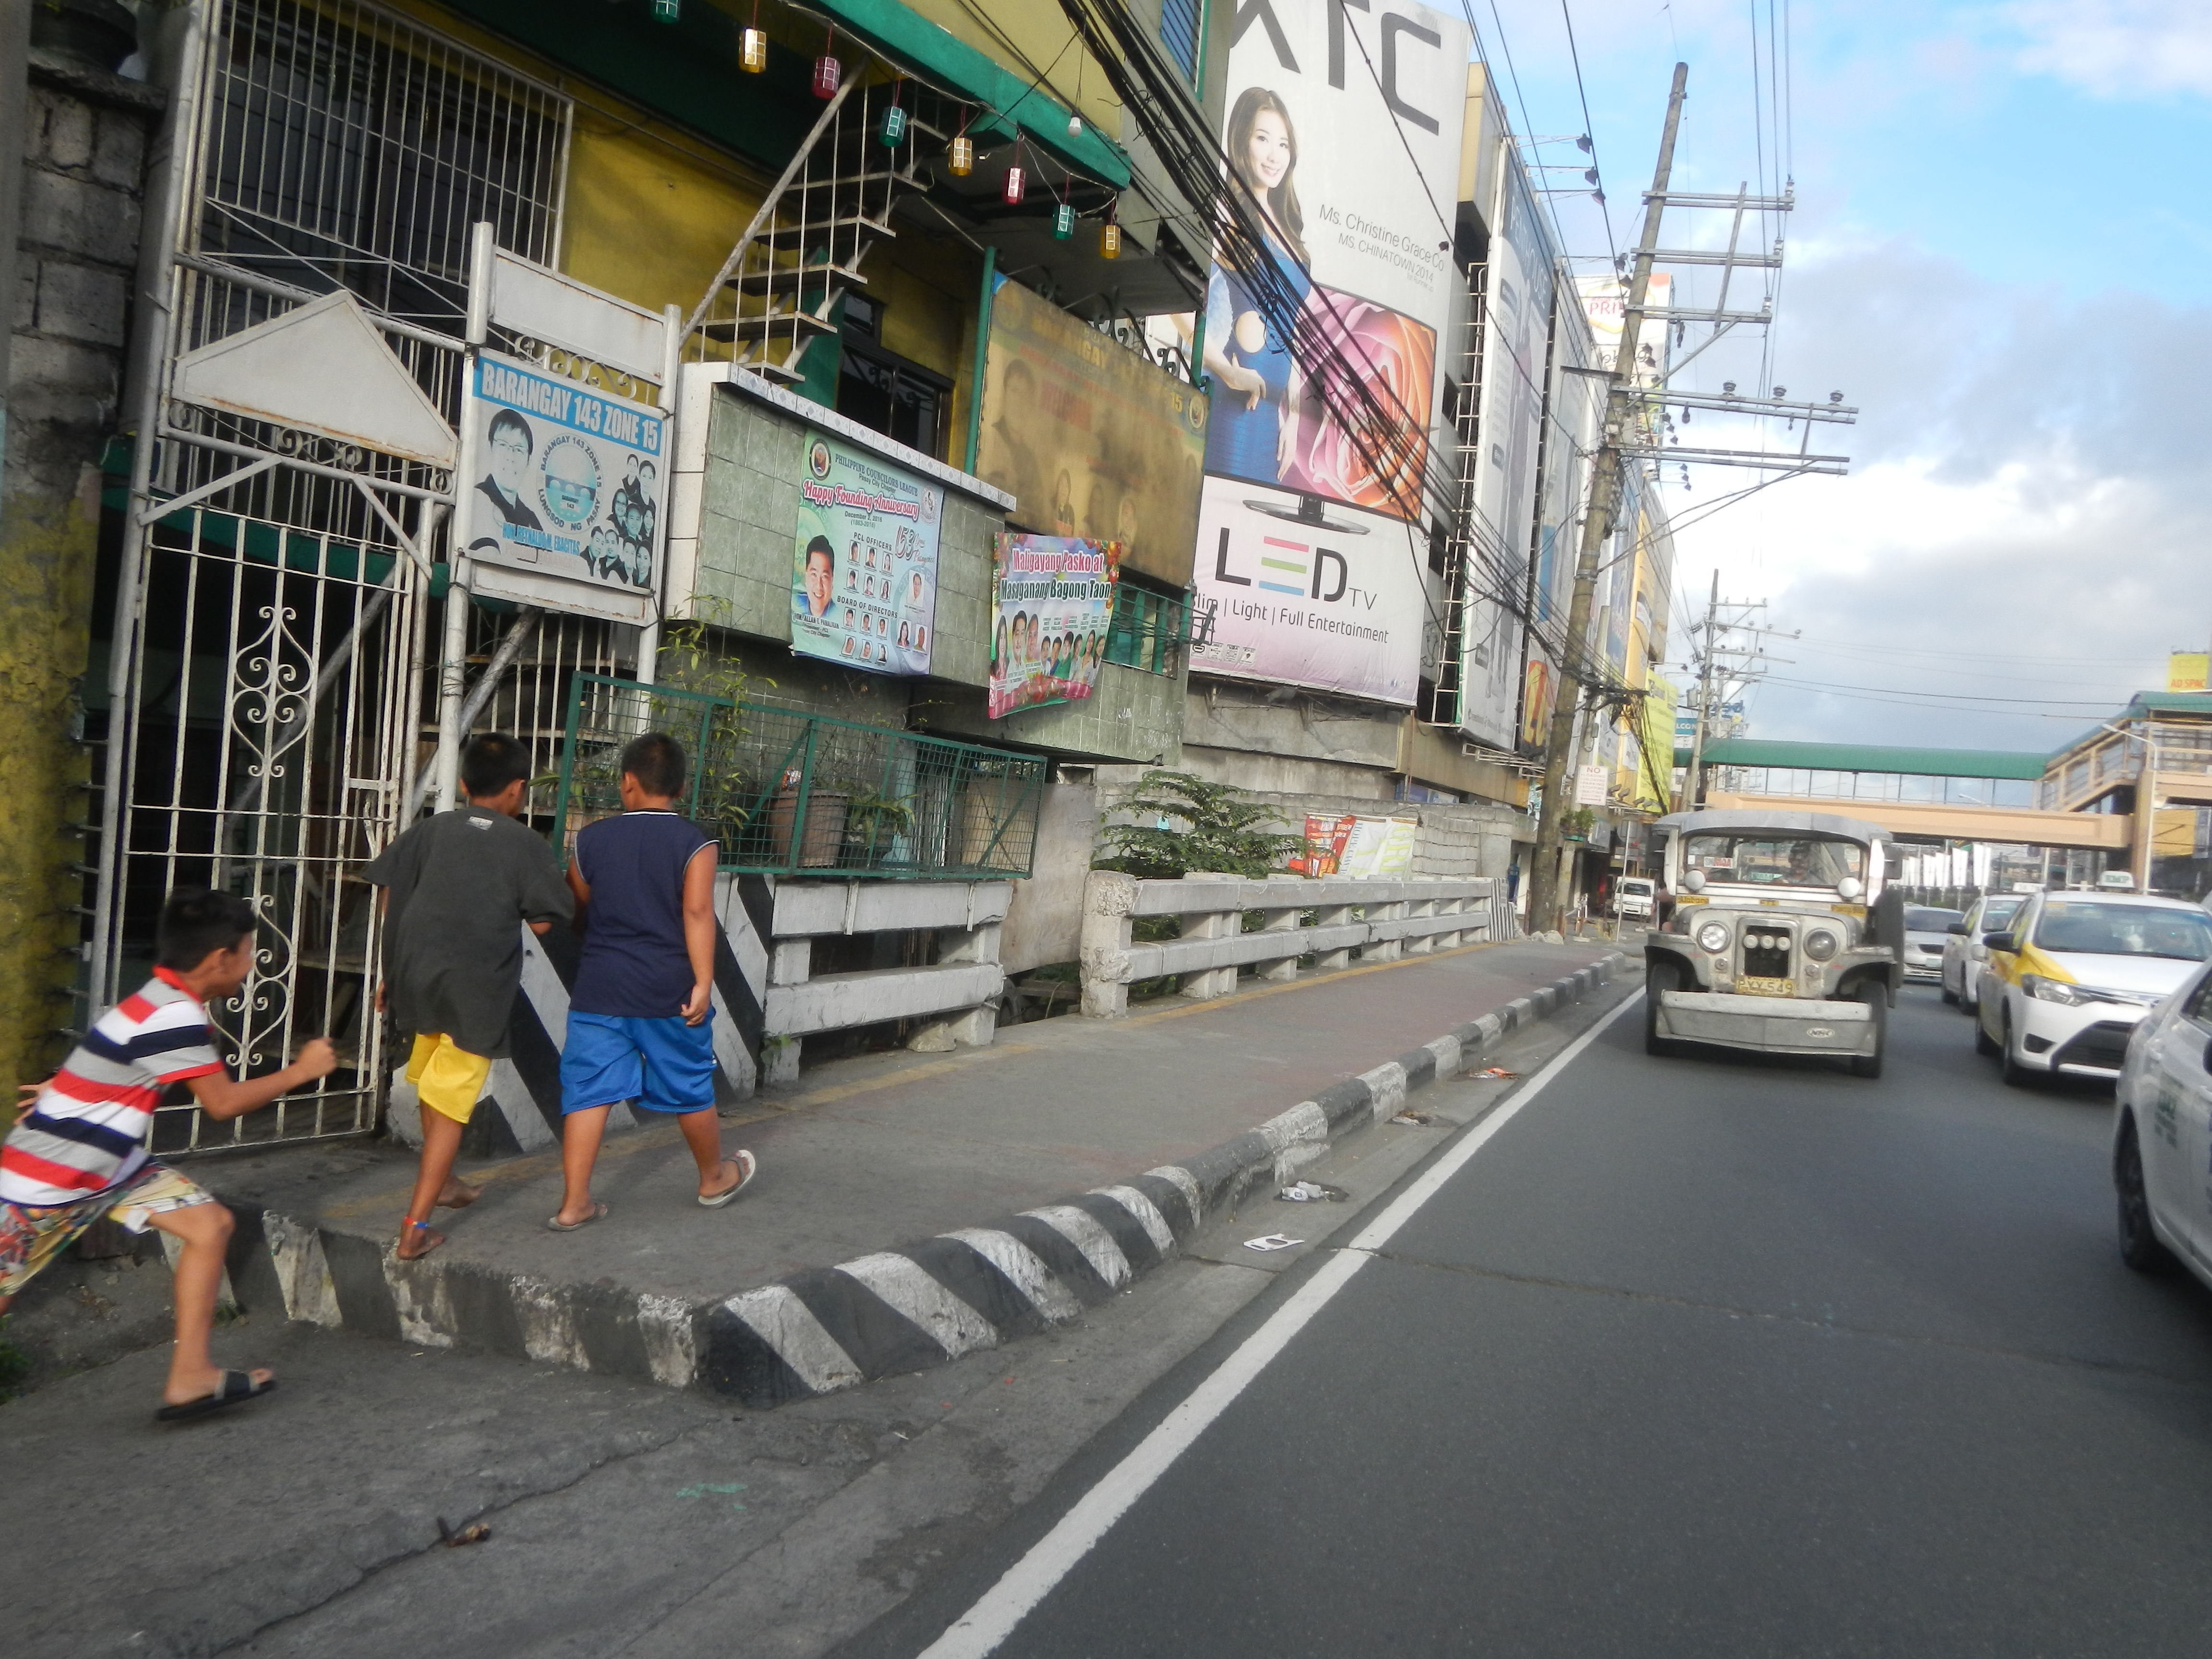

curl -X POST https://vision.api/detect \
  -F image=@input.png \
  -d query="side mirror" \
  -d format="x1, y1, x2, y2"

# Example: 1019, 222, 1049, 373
1947, 921, 1969, 936
1983, 931, 2019, 952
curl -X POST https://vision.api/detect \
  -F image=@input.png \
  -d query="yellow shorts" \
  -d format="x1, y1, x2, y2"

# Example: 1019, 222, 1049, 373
405, 1033, 493, 1124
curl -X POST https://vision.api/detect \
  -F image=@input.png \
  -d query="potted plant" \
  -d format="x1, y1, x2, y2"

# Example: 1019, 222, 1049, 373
842, 789, 917, 865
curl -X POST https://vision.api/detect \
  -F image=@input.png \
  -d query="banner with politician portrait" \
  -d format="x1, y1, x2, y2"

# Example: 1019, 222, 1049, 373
987, 534, 1121, 720
790, 429, 943, 676
462, 349, 664, 624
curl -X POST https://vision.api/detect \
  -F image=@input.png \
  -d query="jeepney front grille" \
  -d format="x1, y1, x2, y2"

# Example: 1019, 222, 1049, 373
1742, 929, 1793, 980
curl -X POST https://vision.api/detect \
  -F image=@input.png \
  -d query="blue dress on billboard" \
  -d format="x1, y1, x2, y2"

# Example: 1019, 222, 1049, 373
1204, 233, 1309, 487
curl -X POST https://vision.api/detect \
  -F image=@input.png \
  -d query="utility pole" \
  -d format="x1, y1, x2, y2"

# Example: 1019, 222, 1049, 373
1678, 571, 1719, 811
1528, 62, 1688, 937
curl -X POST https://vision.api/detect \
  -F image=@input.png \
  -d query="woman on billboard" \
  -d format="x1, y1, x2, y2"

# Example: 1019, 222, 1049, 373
1202, 88, 1310, 487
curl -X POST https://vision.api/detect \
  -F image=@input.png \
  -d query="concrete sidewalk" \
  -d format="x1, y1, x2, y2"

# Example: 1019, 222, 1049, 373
199, 936, 1628, 1405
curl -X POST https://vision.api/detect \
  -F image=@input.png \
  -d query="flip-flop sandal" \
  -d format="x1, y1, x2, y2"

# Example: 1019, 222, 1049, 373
698, 1151, 757, 1209
545, 1202, 609, 1232
156, 1370, 276, 1423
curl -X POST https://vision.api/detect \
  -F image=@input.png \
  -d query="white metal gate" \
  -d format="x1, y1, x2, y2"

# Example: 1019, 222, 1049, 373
90, 0, 574, 1153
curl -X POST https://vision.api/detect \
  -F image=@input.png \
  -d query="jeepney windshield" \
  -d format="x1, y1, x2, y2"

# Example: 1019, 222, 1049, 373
1683, 833, 1865, 888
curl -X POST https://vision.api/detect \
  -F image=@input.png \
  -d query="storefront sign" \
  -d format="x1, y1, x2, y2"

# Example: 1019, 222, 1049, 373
790, 429, 943, 676
976, 278, 1206, 588
987, 534, 1122, 719
462, 349, 663, 624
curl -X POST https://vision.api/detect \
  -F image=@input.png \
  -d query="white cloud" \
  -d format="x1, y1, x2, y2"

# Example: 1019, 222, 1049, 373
2007, 0, 2212, 98
1658, 241, 2210, 751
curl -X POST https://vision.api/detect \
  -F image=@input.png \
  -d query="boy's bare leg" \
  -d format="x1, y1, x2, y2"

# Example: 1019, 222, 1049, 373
148, 1201, 270, 1405
679, 1108, 743, 1199
555, 1106, 611, 1226
398, 1109, 467, 1259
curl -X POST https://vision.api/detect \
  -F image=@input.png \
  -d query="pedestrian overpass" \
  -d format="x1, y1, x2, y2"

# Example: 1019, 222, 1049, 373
1674, 739, 2130, 852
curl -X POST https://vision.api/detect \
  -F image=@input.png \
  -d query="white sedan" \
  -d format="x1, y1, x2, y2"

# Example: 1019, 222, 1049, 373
1940, 892, 2023, 1010
2114, 961, 2212, 1281
1976, 891, 2212, 1084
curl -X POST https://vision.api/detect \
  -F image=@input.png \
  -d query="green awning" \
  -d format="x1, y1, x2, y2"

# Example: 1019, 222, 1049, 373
1670, 737, 2050, 781
441, 0, 1129, 188
796, 0, 1130, 186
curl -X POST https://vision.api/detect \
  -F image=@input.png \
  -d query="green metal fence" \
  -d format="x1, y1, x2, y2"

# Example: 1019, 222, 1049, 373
553, 673, 1046, 879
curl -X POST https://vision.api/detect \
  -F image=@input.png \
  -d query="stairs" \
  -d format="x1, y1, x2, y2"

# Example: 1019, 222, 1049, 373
684, 78, 948, 385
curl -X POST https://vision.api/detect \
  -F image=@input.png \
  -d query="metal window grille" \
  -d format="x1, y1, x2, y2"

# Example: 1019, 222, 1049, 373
91, 0, 577, 1154
554, 676, 1046, 880
1103, 583, 1189, 675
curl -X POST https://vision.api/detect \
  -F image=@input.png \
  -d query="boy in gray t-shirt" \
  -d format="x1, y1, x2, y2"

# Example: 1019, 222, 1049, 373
364, 733, 572, 1259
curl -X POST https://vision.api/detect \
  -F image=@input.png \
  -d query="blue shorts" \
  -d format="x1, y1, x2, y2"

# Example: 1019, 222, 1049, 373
560, 1010, 717, 1116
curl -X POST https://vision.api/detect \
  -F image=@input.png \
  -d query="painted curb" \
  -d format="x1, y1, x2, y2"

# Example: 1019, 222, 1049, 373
214, 952, 1629, 1407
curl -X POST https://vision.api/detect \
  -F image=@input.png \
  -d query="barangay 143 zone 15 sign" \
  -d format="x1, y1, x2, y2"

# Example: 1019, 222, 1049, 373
461, 349, 664, 625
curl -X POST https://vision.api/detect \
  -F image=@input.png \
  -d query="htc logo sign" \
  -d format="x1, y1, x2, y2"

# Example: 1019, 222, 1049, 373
1232, 0, 1443, 134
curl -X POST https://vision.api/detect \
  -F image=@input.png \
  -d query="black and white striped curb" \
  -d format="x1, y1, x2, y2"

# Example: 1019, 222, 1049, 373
699, 951, 1627, 1406
211, 952, 1625, 1407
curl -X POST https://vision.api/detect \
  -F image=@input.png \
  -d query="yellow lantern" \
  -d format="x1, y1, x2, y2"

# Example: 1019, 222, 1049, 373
1101, 221, 1122, 259
948, 133, 974, 177
741, 27, 767, 71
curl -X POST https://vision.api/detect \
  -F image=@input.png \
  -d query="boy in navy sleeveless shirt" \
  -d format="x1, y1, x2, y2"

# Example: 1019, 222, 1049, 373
550, 733, 755, 1228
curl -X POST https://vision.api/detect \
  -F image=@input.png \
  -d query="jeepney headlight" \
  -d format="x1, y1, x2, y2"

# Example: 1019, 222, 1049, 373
1696, 921, 1731, 953
1803, 929, 1839, 962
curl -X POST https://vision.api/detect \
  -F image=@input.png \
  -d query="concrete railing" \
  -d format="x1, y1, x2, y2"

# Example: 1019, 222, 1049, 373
1078, 872, 1495, 1018
761, 879, 1010, 1082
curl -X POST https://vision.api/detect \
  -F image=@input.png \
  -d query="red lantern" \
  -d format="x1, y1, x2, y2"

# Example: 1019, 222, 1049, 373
813, 54, 841, 97
1002, 164, 1025, 205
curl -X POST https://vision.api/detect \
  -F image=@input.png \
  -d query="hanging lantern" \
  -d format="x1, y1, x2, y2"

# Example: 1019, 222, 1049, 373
1068, 113, 1083, 139
880, 99, 907, 146
1101, 220, 1122, 259
947, 133, 974, 176
741, 27, 767, 70
813, 30, 840, 98
1051, 202, 1075, 240
1002, 163, 1025, 205
652, 0, 679, 20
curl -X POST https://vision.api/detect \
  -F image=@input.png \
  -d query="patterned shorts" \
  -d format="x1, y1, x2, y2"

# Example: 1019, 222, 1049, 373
0, 1164, 215, 1299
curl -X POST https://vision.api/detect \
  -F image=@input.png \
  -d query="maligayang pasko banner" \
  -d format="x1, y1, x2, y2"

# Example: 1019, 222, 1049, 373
463, 349, 664, 625
1185, 0, 1470, 704
791, 429, 943, 676
988, 534, 1122, 719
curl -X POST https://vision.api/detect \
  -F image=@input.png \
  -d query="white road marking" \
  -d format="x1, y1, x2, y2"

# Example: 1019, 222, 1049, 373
915, 992, 1639, 1659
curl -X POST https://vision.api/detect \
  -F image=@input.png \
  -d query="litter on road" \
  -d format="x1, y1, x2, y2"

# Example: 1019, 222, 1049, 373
437, 1519, 491, 1547
1472, 1067, 1518, 1080
1391, 1111, 1437, 1126
1276, 1181, 1347, 1203
1243, 1234, 1305, 1251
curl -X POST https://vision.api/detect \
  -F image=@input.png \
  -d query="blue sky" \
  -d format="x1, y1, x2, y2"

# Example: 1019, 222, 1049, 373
1472, 0, 2212, 752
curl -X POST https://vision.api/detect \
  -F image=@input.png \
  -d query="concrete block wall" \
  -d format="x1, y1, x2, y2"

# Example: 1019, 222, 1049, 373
0, 60, 163, 1096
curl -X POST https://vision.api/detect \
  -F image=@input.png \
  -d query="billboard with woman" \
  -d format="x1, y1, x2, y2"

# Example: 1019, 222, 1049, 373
1185, 0, 1469, 703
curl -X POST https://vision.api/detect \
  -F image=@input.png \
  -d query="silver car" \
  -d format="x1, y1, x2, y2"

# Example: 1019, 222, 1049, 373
1902, 905, 1964, 984
1939, 892, 2023, 1010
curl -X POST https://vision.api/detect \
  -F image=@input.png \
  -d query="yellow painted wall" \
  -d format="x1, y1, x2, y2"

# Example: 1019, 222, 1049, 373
898, 0, 1123, 134
0, 485, 98, 1095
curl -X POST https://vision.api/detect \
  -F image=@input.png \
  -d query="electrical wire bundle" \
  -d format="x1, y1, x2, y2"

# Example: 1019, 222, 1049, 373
1047, 0, 1635, 701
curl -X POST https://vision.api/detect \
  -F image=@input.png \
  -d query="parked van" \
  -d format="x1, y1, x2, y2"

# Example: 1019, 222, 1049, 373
1615, 877, 1656, 922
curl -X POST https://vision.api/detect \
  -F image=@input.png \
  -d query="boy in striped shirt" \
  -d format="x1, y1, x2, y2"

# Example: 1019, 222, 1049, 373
2, 890, 335, 1420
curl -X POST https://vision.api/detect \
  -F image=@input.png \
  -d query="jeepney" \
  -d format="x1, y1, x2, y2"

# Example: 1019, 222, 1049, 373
1644, 808, 1904, 1079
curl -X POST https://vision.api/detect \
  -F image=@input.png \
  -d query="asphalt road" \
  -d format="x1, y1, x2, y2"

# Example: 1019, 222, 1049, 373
851, 985, 2212, 1658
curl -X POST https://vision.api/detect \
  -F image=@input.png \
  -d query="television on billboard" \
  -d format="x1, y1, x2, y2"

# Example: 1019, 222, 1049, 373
1184, 0, 1470, 704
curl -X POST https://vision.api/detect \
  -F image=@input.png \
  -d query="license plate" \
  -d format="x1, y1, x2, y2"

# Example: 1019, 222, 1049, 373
1736, 976, 1794, 998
